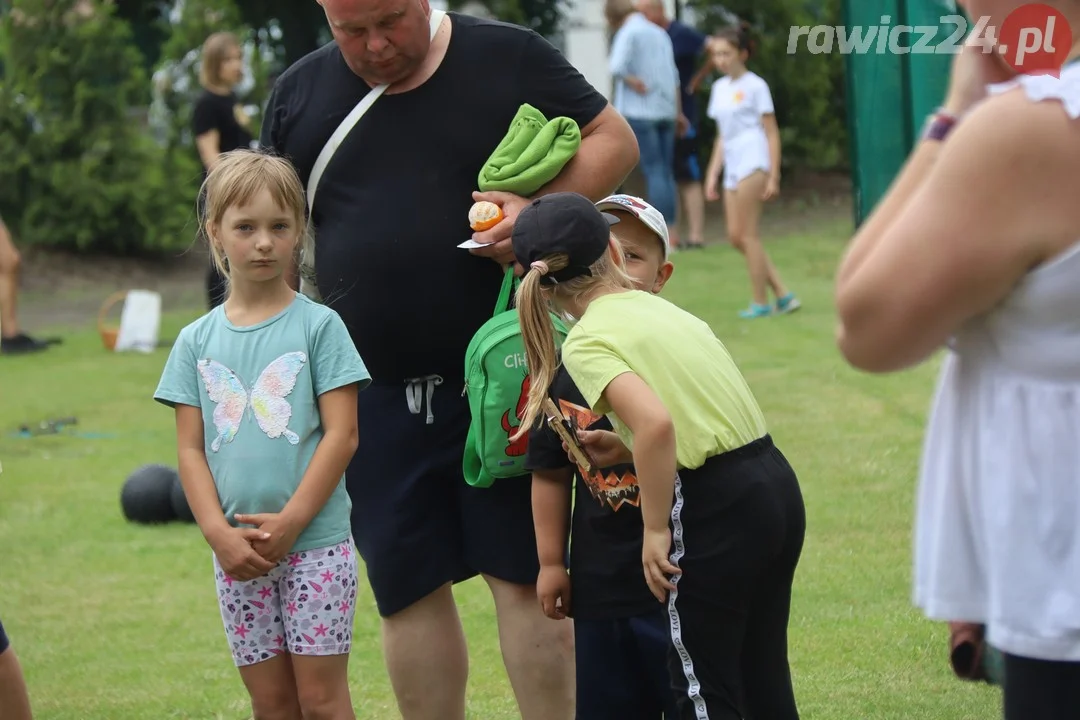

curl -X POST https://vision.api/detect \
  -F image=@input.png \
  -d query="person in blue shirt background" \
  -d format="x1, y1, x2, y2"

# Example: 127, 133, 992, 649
607, 0, 682, 246
640, 0, 709, 250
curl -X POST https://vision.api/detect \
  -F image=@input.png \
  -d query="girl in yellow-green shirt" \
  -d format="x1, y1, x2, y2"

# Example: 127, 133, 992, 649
509, 191, 806, 720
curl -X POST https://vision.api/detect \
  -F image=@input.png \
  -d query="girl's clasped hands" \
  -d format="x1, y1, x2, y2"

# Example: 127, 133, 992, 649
208, 512, 304, 582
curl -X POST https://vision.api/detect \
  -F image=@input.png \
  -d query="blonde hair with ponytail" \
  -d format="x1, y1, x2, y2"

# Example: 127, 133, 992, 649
512, 241, 636, 442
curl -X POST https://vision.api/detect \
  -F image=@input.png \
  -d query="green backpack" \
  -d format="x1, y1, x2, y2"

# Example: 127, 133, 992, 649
463, 266, 569, 488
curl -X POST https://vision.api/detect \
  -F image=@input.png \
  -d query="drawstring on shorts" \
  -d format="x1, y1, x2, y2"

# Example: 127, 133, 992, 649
405, 375, 443, 424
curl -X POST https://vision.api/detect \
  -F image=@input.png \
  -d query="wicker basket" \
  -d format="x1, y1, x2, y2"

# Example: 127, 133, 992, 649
97, 291, 127, 351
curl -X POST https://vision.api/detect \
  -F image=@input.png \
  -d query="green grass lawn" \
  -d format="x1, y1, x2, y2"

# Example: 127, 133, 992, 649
0, 219, 1002, 719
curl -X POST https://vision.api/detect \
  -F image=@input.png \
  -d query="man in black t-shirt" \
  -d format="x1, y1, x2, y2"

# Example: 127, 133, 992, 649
259, 1, 639, 717
527, 194, 677, 719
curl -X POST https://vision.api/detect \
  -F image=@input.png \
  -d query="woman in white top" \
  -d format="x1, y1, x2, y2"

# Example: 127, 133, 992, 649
705, 24, 800, 320
835, 8, 1080, 716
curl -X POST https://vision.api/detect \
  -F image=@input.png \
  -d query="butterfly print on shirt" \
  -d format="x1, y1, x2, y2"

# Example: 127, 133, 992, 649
196, 351, 308, 451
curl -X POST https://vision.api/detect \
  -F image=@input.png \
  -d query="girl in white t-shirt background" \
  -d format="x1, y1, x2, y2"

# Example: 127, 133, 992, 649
705, 24, 800, 320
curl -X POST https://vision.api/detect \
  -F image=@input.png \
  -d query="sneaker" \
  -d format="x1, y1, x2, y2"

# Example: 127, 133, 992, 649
1, 333, 52, 355
738, 302, 773, 319
775, 293, 802, 315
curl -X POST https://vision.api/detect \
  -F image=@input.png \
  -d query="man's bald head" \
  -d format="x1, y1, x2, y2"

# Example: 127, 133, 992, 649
637, 0, 668, 26
318, 0, 434, 86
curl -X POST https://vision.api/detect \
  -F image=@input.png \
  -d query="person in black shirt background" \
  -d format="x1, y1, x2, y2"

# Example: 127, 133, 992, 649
259, 1, 639, 718
192, 31, 254, 309
528, 194, 676, 720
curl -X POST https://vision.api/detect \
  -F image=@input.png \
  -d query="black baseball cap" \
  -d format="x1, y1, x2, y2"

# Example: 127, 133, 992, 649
512, 192, 620, 285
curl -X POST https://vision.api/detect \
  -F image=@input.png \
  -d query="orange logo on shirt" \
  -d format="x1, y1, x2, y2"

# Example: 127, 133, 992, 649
733, 90, 745, 104
557, 398, 640, 512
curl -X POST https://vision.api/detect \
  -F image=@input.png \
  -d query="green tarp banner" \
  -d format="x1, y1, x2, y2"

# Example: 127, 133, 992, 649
843, 0, 955, 226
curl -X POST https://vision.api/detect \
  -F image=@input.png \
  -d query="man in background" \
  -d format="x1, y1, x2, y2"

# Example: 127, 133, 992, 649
606, 0, 682, 247
639, 0, 708, 249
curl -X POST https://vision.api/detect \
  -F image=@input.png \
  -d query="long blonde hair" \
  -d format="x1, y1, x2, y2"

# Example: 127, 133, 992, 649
199, 149, 309, 287
512, 243, 636, 441
199, 31, 240, 89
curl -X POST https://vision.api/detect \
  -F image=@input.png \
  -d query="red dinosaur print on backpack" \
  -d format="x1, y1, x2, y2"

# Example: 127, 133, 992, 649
501, 374, 531, 457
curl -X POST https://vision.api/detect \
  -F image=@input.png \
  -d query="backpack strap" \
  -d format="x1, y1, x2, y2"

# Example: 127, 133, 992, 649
299, 8, 446, 302
493, 264, 520, 316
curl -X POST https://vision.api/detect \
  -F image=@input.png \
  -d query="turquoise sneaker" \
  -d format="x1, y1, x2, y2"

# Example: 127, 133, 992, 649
739, 302, 773, 319
775, 293, 801, 314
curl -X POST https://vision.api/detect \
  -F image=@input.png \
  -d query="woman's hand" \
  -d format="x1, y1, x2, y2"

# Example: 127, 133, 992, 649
942, 35, 1017, 116
677, 114, 690, 139
705, 175, 721, 202
762, 174, 780, 201
642, 527, 680, 602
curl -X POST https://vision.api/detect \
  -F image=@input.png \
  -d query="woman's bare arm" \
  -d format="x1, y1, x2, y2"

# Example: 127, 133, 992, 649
835, 87, 1080, 372
195, 129, 221, 172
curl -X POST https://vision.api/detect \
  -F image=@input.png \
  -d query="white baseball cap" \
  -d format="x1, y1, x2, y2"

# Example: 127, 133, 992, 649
593, 194, 670, 257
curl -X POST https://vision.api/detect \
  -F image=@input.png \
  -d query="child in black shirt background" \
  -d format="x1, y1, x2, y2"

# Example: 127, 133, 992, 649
526, 194, 677, 719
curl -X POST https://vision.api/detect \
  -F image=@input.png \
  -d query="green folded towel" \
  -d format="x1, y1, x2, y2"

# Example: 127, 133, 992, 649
477, 103, 581, 196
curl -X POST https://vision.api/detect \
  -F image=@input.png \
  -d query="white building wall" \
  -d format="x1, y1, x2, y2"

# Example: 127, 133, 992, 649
562, 0, 612, 99
562, 0, 681, 99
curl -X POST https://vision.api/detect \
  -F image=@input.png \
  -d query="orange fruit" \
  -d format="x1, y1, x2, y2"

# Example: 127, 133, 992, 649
469, 201, 504, 231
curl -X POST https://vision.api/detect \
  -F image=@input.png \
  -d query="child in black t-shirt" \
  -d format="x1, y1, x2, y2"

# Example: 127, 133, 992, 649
526, 194, 677, 719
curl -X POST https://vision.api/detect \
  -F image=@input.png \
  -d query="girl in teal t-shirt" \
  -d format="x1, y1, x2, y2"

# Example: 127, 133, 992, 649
154, 150, 370, 718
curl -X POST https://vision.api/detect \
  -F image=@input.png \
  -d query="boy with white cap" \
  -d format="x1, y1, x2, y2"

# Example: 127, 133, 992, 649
526, 194, 678, 719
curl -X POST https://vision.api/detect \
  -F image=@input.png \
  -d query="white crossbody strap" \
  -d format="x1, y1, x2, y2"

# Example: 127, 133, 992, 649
306, 86, 386, 210
306, 85, 386, 208
306, 9, 445, 208
300, 9, 446, 301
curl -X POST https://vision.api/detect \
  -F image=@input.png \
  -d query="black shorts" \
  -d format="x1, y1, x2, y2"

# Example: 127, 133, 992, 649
1004, 653, 1080, 719
347, 379, 540, 618
0, 615, 9, 655
666, 435, 806, 720
674, 133, 702, 183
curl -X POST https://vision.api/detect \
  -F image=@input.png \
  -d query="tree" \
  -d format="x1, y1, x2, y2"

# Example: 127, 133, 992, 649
448, 0, 567, 37
0, 0, 194, 253
150, 0, 244, 152
234, 0, 329, 69
112, 0, 170, 69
